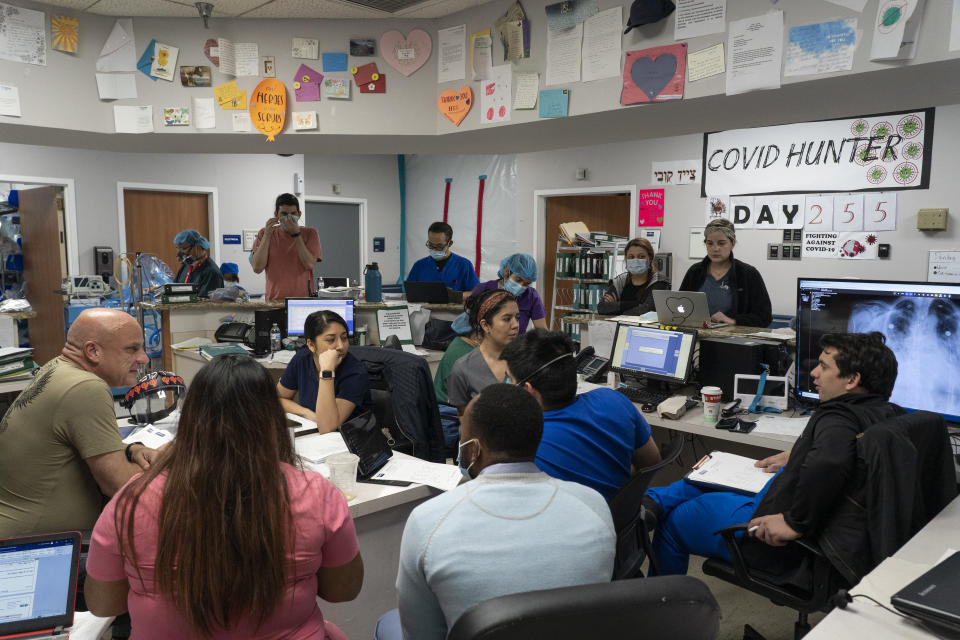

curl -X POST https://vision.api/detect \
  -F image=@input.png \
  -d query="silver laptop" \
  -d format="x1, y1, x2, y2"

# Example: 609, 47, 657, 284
652, 290, 726, 329
0, 532, 82, 640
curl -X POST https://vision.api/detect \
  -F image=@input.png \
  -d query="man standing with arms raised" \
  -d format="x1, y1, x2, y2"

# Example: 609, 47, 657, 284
251, 193, 322, 301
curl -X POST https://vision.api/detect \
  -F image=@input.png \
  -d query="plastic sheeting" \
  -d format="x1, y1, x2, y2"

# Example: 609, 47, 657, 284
403, 155, 517, 284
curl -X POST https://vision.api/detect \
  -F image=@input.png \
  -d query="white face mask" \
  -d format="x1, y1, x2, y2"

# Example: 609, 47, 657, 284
457, 438, 478, 480
626, 258, 648, 275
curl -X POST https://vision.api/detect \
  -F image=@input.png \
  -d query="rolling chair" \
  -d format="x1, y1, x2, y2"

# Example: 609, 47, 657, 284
608, 434, 685, 579
446, 575, 721, 640
701, 410, 957, 640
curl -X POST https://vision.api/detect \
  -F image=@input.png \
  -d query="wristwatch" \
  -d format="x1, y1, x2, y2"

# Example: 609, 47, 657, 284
320, 369, 335, 380
125, 441, 144, 463
290, 232, 301, 238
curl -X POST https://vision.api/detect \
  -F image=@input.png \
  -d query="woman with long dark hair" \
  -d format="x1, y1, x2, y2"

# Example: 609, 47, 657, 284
85, 354, 364, 639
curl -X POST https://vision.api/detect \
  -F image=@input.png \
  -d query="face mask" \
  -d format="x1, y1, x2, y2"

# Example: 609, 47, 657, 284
503, 277, 526, 296
457, 438, 478, 480
177, 251, 195, 265
626, 258, 648, 275
429, 249, 447, 261
451, 312, 472, 335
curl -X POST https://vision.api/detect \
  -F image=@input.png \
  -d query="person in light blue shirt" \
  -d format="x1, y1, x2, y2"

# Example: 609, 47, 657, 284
374, 383, 615, 640
406, 221, 479, 291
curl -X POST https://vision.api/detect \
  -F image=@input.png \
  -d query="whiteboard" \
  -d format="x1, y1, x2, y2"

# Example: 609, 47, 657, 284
927, 250, 960, 282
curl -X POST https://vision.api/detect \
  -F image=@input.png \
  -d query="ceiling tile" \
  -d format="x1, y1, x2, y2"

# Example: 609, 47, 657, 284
394, 0, 489, 18
35, 0, 496, 18
86, 0, 198, 17
37, 0, 100, 11
241, 0, 388, 19
198, 0, 278, 17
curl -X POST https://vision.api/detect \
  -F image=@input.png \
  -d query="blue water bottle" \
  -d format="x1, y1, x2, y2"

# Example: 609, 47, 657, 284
364, 262, 382, 303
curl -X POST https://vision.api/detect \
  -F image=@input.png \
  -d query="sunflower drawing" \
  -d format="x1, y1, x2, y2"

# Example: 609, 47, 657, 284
52, 15, 78, 53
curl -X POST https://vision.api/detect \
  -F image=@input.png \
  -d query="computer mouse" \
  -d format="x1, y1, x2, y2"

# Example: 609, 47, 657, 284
640, 403, 656, 413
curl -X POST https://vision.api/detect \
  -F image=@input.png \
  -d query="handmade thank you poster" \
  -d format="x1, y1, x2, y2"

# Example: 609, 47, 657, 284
293, 63, 322, 102
352, 62, 385, 93
323, 78, 350, 99
622, 44, 687, 105
249, 78, 286, 141
380, 29, 432, 77
151, 42, 178, 81
638, 189, 665, 227
438, 85, 473, 126
52, 15, 79, 53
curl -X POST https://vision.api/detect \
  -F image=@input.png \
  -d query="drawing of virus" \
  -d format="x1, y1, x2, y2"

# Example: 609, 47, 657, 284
866, 234, 878, 245
840, 239, 866, 257
877, 1, 907, 33
871, 121, 893, 138
894, 161, 919, 185
850, 119, 869, 136
897, 114, 923, 138
867, 165, 887, 184
854, 144, 872, 166
709, 197, 727, 218
903, 141, 924, 160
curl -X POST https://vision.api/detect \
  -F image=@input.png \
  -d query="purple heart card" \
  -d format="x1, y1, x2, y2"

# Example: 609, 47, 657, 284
621, 44, 687, 106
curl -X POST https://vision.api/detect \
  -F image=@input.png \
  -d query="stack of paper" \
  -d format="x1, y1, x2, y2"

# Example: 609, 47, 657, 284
559, 221, 590, 245
0, 347, 36, 380
295, 431, 350, 464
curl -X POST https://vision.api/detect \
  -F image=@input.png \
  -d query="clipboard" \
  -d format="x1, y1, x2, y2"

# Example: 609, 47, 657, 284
684, 451, 771, 496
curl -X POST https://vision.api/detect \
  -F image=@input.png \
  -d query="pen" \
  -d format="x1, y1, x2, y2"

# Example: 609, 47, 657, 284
748, 525, 759, 533
692, 454, 711, 470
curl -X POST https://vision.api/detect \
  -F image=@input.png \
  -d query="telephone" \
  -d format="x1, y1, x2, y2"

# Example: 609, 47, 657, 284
575, 346, 610, 384
214, 322, 254, 346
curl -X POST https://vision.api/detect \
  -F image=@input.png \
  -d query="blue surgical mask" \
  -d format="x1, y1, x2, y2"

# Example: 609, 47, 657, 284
457, 438, 478, 480
429, 249, 447, 261
451, 312, 472, 335
503, 277, 526, 296
626, 258, 648, 275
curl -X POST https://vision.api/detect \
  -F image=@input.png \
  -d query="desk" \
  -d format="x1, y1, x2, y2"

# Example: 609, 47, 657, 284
644, 404, 799, 452
806, 494, 960, 639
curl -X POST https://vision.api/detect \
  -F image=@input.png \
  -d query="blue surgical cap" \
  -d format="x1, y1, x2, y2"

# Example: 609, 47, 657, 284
220, 262, 239, 275
499, 253, 538, 282
173, 229, 210, 249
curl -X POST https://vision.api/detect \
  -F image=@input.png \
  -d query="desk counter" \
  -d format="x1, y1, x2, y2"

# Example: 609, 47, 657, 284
645, 405, 799, 452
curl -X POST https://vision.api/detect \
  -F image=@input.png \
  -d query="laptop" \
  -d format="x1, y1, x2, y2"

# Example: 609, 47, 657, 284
404, 281, 449, 304
891, 550, 960, 634
652, 290, 726, 329
0, 531, 82, 640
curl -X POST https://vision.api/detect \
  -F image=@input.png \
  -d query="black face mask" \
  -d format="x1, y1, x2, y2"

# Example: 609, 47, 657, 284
177, 251, 195, 265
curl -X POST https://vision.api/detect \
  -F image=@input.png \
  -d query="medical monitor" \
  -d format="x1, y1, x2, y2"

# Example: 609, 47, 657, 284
609, 324, 696, 384
796, 278, 960, 422
285, 298, 354, 336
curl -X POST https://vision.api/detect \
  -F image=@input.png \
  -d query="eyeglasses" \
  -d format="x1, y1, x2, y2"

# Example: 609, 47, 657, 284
425, 241, 450, 251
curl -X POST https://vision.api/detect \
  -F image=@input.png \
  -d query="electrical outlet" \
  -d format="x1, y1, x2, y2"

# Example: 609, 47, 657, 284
878, 243, 890, 258
792, 245, 802, 260
768, 244, 779, 260
917, 208, 948, 231
792, 228, 803, 242
782, 229, 792, 242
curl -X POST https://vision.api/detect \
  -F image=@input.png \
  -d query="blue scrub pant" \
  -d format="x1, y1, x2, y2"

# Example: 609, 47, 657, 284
646, 471, 778, 575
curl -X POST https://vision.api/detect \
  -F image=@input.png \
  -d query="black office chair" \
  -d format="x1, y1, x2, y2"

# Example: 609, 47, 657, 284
608, 434, 685, 579
701, 410, 957, 640
446, 576, 721, 640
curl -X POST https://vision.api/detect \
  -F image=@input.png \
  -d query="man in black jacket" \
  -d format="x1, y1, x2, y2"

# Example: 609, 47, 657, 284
645, 332, 899, 581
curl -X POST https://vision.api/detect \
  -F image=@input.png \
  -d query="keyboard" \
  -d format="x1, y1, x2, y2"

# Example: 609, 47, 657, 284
616, 385, 673, 407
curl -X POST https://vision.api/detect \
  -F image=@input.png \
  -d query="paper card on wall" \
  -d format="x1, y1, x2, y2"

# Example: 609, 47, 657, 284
870, 0, 925, 61
545, 22, 582, 85
180, 65, 211, 87
513, 72, 539, 109
233, 43, 259, 76
0, 84, 21, 117
837, 232, 879, 259
833, 194, 865, 231
203, 38, 219, 67
213, 80, 241, 105
351, 62, 379, 85
687, 43, 725, 82
0, 2, 46, 65
729, 196, 755, 228
97, 18, 136, 72
675, 0, 726, 40
751, 199, 782, 229
95, 73, 137, 100
545, 0, 598, 31
496, 2, 530, 61
293, 111, 318, 130
293, 64, 322, 101
651, 160, 700, 186
249, 78, 287, 141
641, 229, 661, 251
951, 0, 960, 52
193, 97, 216, 129
581, 7, 622, 82
481, 65, 511, 124
538, 89, 568, 118
928, 250, 960, 282
726, 11, 783, 96
802, 232, 838, 259
261, 56, 276, 77
137, 39, 158, 81
863, 192, 897, 231
358, 74, 386, 93
621, 44, 687, 105
470, 30, 493, 81
323, 78, 351, 99
151, 42, 179, 81
689, 227, 707, 259
804, 196, 835, 231
292, 37, 319, 59
705, 196, 728, 223
322, 52, 348, 72
350, 38, 376, 56
52, 15, 79, 53
380, 29, 432, 77
162, 107, 189, 126
232, 111, 252, 132
222, 91, 247, 110
438, 85, 473, 126
774, 197, 804, 228
637, 189, 665, 227
113, 105, 153, 133
785, 19, 857, 77
217, 38, 236, 75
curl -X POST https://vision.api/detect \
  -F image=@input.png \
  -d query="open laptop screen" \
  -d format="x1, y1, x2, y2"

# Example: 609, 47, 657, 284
0, 532, 80, 636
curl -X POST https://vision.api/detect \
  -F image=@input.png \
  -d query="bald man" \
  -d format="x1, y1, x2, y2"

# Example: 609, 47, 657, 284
0, 309, 158, 537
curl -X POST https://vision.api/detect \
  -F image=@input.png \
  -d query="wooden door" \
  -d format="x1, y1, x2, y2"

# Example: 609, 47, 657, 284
19, 186, 67, 366
123, 190, 210, 276
543, 195, 631, 330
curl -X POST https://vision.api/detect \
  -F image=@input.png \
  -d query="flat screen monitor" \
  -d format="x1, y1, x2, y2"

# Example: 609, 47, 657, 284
609, 324, 696, 383
796, 278, 960, 422
286, 298, 354, 336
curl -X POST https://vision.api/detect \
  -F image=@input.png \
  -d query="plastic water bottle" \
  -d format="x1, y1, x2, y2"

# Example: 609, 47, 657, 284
270, 322, 281, 352
364, 263, 382, 303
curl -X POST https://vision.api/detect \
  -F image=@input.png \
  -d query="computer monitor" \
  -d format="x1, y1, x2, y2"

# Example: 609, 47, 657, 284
796, 277, 960, 422
285, 298, 354, 336
609, 324, 696, 384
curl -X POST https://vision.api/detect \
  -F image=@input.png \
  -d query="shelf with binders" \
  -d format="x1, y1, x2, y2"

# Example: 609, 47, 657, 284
549, 240, 624, 333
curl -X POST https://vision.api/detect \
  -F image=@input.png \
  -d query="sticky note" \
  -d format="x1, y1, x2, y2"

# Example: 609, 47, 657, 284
322, 52, 348, 72
539, 89, 569, 118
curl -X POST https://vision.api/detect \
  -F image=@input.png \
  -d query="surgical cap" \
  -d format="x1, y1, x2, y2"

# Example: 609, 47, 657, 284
499, 253, 538, 282
220, 262, 239, 275
173, 229, 210, 249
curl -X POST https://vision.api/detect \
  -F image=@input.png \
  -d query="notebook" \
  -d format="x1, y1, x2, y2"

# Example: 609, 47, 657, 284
891, 550, 960, 634
652, 290, 726, 329
0, 531, 82, 640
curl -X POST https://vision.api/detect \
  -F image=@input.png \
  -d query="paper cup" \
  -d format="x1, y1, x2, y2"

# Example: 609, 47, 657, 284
701, 386, 723, 423
326, 452, 359, 501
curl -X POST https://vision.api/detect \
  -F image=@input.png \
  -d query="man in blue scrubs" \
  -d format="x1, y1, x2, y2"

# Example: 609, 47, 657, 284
406, 222, 478, 291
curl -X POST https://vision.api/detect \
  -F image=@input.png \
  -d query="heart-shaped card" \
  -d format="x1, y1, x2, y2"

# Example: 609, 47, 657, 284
380, 29, 432, 77
438, 86, 472, 126
621, 43, 686, 106
203, 38, 219, 67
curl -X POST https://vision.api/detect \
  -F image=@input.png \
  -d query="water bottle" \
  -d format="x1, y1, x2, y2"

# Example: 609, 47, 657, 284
364, 263, 382, 303
270, 322, 281, 352
316, 276, 325, 293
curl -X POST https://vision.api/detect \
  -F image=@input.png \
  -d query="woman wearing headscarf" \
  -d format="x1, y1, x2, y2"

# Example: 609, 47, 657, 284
173, 229, 223, 297
469, 253, 547, 334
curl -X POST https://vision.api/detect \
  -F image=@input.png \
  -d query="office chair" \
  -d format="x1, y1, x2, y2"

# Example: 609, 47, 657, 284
447, 575, 721, 640
701, 410, 957, 640
608, 434, 685, 579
